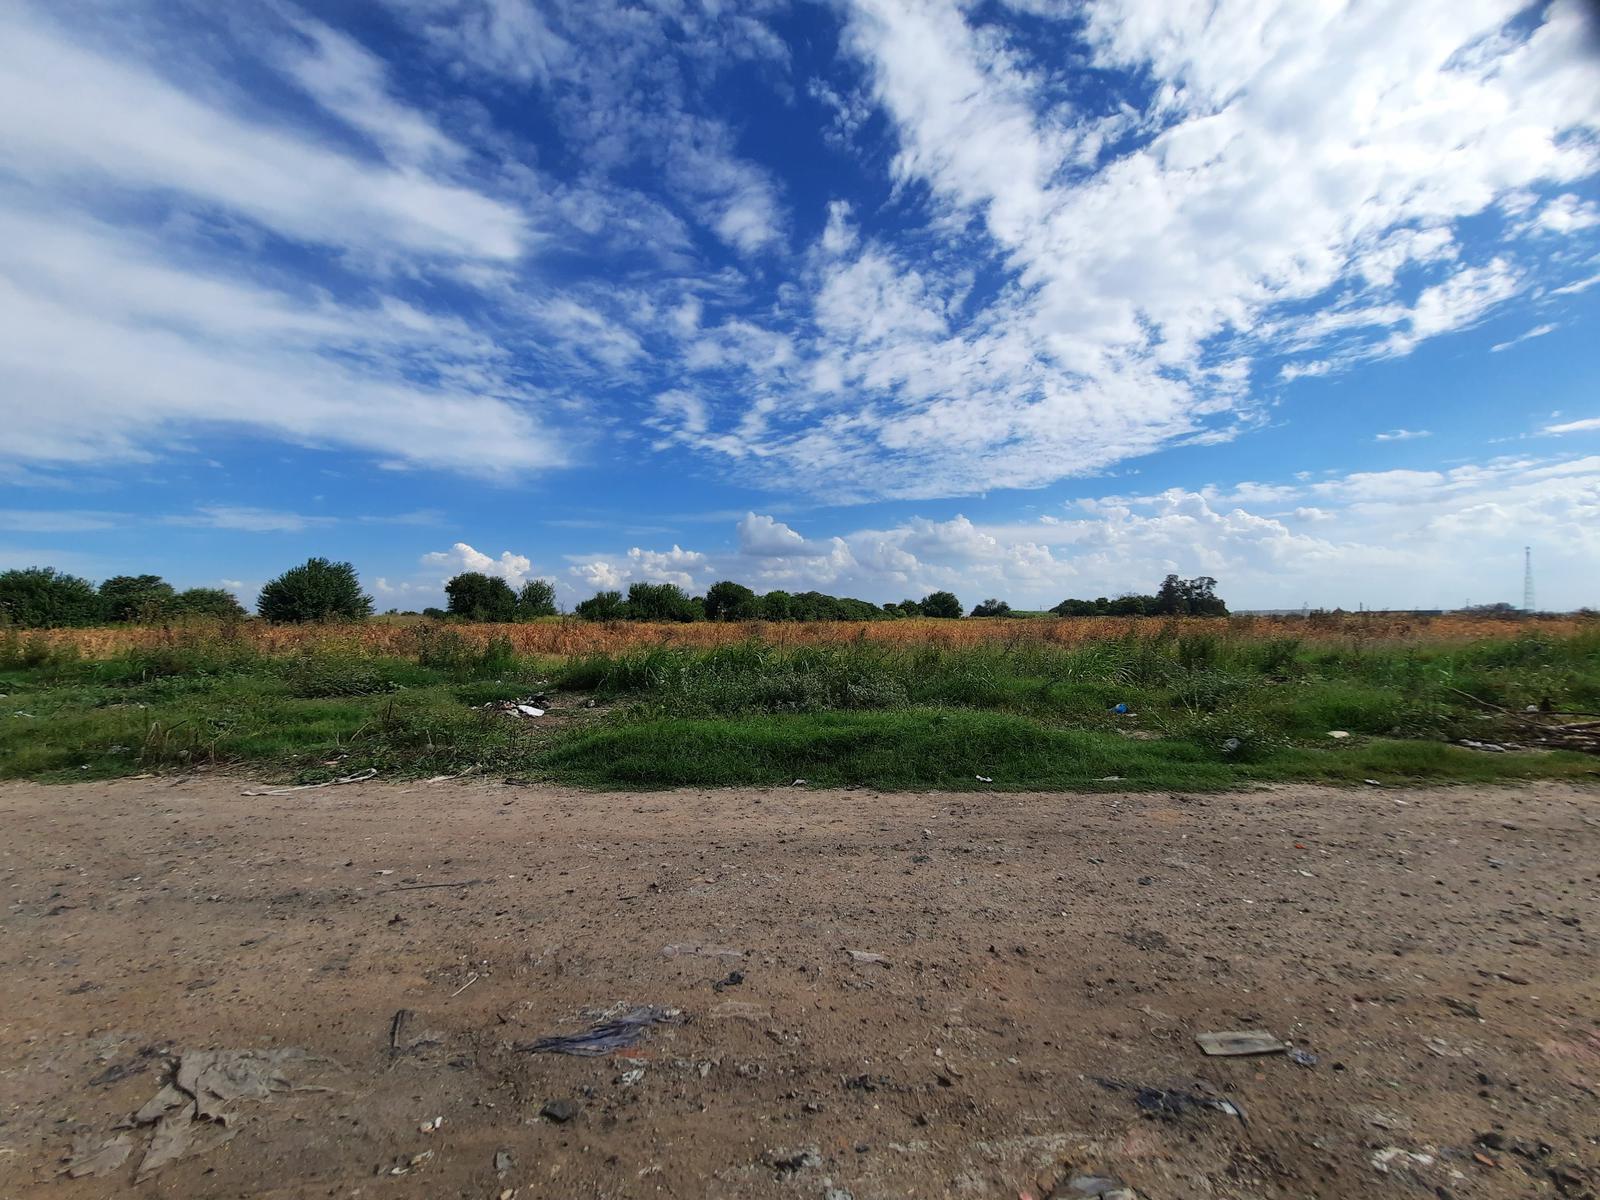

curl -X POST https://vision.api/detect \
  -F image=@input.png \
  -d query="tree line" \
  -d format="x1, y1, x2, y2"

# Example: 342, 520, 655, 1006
1049, 575, 1229, 617
0, 558, 1230, 628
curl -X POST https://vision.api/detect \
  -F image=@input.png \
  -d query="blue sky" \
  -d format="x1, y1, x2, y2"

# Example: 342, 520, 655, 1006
1, 0, 1598, 612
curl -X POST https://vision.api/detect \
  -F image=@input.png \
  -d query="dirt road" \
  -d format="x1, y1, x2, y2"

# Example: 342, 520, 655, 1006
1, 777, 1595, 1199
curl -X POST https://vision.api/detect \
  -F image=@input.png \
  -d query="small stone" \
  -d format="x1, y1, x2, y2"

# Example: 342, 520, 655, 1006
540, 1098, 580, 1123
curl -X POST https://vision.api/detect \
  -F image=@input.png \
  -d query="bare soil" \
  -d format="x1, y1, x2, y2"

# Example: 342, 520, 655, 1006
1, 777, 1596, 1199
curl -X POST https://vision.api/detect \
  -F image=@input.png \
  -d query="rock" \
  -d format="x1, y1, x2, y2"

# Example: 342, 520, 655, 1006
540, 1098, 580, 1123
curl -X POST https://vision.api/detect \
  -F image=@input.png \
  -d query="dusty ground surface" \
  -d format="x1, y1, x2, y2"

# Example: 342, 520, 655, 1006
1, 777, 1596, 1200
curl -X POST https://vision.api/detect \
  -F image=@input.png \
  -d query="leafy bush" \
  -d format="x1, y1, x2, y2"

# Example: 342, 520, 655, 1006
174, 588, 247, 619
0, 567, 102, 628
257, 558, 373, 623
919, 590, 962, 619
517, 579, 558, 619
445, 572, 518, 622
99, 575, 177, 622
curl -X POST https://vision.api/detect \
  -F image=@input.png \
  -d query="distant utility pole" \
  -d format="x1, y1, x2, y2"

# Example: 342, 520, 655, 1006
1524, 546, 1535, 613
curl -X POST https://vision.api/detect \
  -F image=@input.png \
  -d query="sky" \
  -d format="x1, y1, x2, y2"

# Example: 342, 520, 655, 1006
1, 0, 1598, 613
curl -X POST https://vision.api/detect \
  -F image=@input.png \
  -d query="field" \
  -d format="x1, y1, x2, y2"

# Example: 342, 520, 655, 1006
2, 775, 1595, 1198
3, 614, 1598, 789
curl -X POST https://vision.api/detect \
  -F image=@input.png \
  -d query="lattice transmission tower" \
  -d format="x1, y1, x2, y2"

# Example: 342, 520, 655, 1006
1524, 546, 1535, 613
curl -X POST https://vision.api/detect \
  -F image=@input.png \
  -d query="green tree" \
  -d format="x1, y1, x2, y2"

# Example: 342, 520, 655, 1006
173, 587, 246, 619
759, 590, 795, 620
626, 581, 699, 622
919, 590, 962, 619
516, 578, 558, 619
99, 574, 177, 622
445, 572, 518, 622
257, 558, 373, 623
574, 590, 626, 621
703, 580, 759, 621
970, 598, 1011, 618
0, 566, 102, 628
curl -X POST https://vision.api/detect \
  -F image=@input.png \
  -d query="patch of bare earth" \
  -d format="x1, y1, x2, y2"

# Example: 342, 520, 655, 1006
1, 777, 1595, 1199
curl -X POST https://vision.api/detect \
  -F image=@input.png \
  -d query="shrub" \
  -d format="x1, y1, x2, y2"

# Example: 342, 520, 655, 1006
0, 567, 102, 628
99, 575, 177, 622
704, 580, 759, 621
970, 598, 1011, 618
173, 588, 247, 619
445, 572, 518, 622
626, 582, 699, 622
920, 591, 963, 619
257, 558, 373, 623
517, 579, 558, 619
575, 590, 626, 621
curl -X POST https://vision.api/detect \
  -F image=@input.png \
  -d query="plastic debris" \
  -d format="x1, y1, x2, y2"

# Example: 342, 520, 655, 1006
1459, 738, 1507, 753
1109, 703, 1130, 715
975, 775, 994, 783
1062, 1174, 1139, 1200
1094, 1076, 1246, 1123
1327, 730, 1350, 739
1287, 1047, 1319, 1067
1221, 737, 1242, 753
711, 970, 745, 992
62, 1134, 133, 1178
520, 1006, 676, 1057
1196, 1030, 1286, 1057
516, 704, 545, 718
495, 1149, 515, 1173
1371, 1146, 1434, 1174
240, 768, 376, 797
846, 949, 891, 967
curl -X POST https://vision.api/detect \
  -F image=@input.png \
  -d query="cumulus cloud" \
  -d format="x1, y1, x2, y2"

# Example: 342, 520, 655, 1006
553, 454, 1600, 611
421, 542, 535, 587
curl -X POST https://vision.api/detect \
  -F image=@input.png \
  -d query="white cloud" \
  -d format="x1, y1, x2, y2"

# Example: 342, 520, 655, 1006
421, 542, 535, 587
737, 513, 827, 557
1492, 323, 1558, 352
545, 454, 1600, 611
172, 506, 331, 533
1374, 429, 1432, 442
1533, 193, 1600, 235
0, 8, 526, 262
0, 510, 121, 533
1544, 417, 1600, 435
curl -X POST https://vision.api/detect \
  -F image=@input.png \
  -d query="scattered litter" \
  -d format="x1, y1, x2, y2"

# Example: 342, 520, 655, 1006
450, 972, 479, 997
1221, 737, 1241, 753
1061, 1174, 1138, 1200
1094, 1076, 1245, 1123
540, 1098, 580, 1123
1109, 703, 1130, 715
520, 1006, 677, 1056
846, 949, 892, 967
62, 1134, 133, 1178
1327, 730, 1350, 739
662, 943, 745, 961
389, 1149, 434, 1175
1458, 738, 1506, 753
711, 970, 745, 992
1371, 1146, 1435, 1174
1195, 1030, 1286, 1057
1363, 778, 1383, 786
1287, 1047, 1319, 1068
709, 1000, 769, 1021
419, 1116, 443, 1133
1096, 776, 1122, 782
619, 1067, 646, 1087
790, 778, 807, 786
762, 1146, 822, 1175
128, 1049, 330, 1179
241, 768, 377, 797
1423, 1037, 1462, 1058
494, 1149, 515, 1173
975, 775, 993, 783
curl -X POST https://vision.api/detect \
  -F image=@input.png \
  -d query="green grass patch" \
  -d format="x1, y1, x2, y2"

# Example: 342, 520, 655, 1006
2, 625, 1598, 789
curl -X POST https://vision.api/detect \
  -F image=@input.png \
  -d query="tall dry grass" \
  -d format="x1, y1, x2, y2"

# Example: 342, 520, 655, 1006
26, 612, 1591, 661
